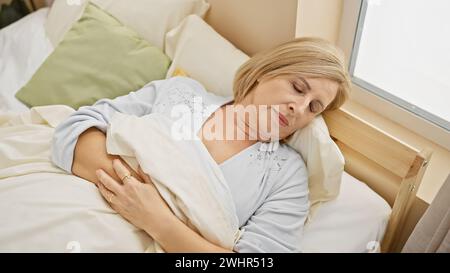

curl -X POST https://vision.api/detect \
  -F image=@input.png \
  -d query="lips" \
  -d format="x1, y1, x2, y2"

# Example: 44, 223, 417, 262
278, 112, 289, 127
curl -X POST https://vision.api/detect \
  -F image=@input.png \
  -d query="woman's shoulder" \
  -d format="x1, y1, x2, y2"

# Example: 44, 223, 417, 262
142, 76, 204, 94
155, 76, 231, 104
164, 76, 205, 89
269, 142, 308, 189
148, 76, 232, 119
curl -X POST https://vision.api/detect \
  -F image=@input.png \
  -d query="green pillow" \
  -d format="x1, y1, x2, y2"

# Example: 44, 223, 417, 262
15, 3, 171, 110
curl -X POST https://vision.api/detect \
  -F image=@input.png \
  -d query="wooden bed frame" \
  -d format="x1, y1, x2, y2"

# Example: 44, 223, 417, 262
204, 0, 433, 252
323, 109, 431, 252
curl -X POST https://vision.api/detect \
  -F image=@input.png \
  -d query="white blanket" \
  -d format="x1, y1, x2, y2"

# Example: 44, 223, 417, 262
106, 112, 241, 252
0, 106, 241, 252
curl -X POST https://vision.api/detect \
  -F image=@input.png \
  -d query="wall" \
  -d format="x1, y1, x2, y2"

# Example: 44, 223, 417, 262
32, 0, 49, 9
0, 0, 48, 10
296, 0, 343, 44
205, 0, 298, 56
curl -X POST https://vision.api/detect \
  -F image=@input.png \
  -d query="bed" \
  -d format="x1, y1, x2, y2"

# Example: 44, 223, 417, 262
0, 4, 430, 253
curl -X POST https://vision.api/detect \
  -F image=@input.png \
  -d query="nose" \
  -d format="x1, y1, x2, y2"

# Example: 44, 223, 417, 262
288, 97, 310, 116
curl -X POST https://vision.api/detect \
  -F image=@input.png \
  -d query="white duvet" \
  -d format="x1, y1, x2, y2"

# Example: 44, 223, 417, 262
0, 105, 241, 252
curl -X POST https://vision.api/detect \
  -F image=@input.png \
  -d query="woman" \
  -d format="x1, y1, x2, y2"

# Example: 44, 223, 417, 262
51, 37, 351, 253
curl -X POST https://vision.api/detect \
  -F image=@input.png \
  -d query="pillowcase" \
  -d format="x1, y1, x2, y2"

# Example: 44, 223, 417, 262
164, 16, 345, 215
164, 15, 250, 97
15, 3, 171, 110
45, 0, 210, 50
286, 116, 345, 216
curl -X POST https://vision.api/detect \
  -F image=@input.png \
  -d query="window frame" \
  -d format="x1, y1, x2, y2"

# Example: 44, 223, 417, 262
338, 0, 450, 150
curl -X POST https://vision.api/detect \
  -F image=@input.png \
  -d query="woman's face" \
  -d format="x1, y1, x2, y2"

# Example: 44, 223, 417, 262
238, 75, 339, 141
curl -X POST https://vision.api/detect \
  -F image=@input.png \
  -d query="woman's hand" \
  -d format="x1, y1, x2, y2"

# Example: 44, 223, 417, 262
95, 159, 173, 234
96, 159, 234, 253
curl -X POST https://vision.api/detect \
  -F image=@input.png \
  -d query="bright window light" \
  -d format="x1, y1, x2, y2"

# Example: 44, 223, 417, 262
351, 0, 450, 131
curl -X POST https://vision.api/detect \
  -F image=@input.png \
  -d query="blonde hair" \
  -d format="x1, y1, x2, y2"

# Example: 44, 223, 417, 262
233, 37, 351, 111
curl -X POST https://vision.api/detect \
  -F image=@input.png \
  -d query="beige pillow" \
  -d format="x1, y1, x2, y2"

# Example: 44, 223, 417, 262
164, 15, 345, 216
164, 15, 249, 97
286, 116, 345, 217
45, 0, 210, 50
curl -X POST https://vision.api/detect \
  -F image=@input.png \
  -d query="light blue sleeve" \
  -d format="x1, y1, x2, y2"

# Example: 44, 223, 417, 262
51, 79, 167, 173
233, 154, 310, 253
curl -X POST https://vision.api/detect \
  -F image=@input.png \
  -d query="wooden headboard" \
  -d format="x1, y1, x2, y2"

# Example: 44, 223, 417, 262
203, 0, 432, 252
323, 109, 431, 251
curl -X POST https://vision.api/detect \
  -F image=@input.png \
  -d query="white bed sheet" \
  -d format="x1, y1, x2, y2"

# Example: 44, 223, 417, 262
0, 9, 392, 253
301, 172, 391, 252
0, 172, 152, 252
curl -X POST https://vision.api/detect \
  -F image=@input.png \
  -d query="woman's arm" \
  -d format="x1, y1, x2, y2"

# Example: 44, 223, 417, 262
72, 127, 140, 185
95, 159, 236, 253
147, 211, 235, 253
51, 79, 166, 176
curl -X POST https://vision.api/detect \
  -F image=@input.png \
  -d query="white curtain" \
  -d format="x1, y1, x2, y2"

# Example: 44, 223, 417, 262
402, 174, 450, 253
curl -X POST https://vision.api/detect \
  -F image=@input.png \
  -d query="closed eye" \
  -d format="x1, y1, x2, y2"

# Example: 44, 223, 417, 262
292, 82, 303, 93
292, 81, 323, 114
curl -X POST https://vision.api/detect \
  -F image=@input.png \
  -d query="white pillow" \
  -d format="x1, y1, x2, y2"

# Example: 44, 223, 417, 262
0, 8, 52, 112
45, 0, 210, 50
164, 15, 250, 97
164, 15, 345, 215
286, 116, 345, 215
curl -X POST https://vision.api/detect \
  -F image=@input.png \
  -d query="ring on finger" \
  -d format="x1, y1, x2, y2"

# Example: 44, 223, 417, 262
121, 173, 132, 184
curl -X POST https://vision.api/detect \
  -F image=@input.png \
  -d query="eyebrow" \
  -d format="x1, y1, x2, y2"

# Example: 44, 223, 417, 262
296, 77, 325, 111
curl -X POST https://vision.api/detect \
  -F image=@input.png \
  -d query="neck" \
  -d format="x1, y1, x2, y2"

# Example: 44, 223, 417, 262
212, 101, 258, 144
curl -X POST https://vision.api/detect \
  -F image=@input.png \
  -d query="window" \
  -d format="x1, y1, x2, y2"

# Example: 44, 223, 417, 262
350, 0, 450, 131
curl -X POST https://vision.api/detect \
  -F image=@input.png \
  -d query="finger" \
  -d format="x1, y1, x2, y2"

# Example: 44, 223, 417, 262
113, 159, 134, 183
96, 169, 122, 195
97, 180, 115, 203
